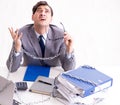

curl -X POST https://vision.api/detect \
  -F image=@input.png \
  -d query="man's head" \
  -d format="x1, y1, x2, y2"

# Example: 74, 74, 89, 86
32, 1, 53, 27
32, 1, 53, 16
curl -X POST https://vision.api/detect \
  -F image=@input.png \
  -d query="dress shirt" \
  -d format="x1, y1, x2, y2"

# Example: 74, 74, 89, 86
35, 31, 47, 44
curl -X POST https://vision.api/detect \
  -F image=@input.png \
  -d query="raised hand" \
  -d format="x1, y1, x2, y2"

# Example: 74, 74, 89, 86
8, 27, 22, 52
64, 32, 74, 53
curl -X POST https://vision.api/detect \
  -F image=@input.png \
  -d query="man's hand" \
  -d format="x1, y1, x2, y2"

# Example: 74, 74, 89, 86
8, 27, 22, 52
64, 32, 74, 53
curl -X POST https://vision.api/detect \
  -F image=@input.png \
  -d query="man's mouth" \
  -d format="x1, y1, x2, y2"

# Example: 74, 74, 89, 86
40, 18, 46, 21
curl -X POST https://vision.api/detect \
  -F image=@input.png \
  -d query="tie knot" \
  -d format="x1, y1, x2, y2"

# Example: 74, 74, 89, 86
39, 35, 45, 43
39, 35, 43, 39
40, 35, 43, 37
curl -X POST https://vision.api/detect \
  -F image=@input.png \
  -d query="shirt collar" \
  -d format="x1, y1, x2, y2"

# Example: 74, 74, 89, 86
35, 31, 47, 40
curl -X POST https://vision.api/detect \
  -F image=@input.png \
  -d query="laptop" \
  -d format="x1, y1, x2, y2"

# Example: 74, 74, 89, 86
0, 76, 15, 105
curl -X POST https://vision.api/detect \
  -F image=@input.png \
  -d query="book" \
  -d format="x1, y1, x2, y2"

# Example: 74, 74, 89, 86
23, 65, 50, 81
59, 65, 113, 97
29, 76, 54, 96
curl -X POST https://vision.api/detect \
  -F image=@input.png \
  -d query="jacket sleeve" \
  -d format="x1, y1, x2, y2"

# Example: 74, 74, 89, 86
59, 43, 76, 71
6, 43, 23, 72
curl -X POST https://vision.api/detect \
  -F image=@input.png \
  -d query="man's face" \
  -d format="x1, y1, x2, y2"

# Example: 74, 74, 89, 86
32, 5, 52, 26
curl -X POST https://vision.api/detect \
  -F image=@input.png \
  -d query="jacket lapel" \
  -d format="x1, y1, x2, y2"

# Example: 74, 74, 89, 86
28, 27, 42, 57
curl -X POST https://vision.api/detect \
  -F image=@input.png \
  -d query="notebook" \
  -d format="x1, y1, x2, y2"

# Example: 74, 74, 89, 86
23, 65, 50, 81
29, 76, 54, 96
0, 76, 15, 105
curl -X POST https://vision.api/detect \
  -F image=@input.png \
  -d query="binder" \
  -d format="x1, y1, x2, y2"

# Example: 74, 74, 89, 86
59, 65, 113, 97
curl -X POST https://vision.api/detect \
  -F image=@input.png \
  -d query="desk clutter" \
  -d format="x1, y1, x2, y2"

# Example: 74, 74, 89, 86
0, 65, 113, 105
26, 65, 113, 105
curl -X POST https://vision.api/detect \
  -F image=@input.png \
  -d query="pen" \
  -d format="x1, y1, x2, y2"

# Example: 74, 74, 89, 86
38, 80, 52, 85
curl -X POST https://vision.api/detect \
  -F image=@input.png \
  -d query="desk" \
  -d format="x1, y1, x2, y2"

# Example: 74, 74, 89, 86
0, 65, 120, 105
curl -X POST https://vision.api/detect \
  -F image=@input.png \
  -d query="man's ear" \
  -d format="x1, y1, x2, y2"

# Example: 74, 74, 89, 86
50, 16, 53, 23
32, 14, 34, 21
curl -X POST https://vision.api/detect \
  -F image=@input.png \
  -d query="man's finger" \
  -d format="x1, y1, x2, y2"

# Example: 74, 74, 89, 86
18, 33, 23, 39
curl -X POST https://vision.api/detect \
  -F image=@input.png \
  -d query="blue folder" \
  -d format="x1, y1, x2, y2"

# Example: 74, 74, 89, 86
61, 65, 113, 97
23, 65, 50, 81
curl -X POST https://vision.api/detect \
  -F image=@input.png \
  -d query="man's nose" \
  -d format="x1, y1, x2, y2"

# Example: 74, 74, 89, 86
40, 11, 46, 16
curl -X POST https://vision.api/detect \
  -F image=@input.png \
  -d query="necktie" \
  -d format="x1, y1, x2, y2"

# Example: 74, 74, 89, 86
39, 35, 45, 57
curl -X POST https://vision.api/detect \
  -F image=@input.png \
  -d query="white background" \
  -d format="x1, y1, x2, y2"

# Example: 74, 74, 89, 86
0, 0, 120, 68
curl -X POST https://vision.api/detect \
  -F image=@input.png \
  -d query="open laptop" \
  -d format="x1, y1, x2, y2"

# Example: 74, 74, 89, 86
0, 76, 15, 105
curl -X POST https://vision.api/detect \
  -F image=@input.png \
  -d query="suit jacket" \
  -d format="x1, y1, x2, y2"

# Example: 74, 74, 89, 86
6, 24, 76, 72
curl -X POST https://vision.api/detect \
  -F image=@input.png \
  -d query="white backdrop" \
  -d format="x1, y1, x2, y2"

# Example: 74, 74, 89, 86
0, 0, 120, 68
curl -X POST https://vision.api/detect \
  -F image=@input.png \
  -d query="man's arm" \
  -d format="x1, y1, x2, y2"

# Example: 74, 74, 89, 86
6, 28, 23, 72
6, 43, 23, 72
59, 43, 76, 71
62, 32, 76, 71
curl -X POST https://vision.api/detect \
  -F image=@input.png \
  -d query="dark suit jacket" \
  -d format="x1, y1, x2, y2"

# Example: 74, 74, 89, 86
6, 24, 76, 72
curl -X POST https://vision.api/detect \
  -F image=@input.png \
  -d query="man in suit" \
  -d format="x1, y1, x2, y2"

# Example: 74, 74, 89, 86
6, 1, 76, 72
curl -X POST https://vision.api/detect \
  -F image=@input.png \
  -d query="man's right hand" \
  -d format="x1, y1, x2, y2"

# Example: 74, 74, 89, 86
8, 27, 22, 52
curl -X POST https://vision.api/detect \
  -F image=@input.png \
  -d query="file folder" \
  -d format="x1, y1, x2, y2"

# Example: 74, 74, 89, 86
60, 65, 113, 97
23, 65, 50, 81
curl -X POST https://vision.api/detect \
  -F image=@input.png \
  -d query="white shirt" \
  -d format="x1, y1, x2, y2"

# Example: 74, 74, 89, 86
35, 31, 47, 45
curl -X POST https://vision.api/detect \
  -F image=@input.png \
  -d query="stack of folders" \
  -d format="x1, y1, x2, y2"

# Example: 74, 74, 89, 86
53, 65, 113, 105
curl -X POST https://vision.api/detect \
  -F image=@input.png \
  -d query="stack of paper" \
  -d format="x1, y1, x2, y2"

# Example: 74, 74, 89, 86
53, 65, 113, 105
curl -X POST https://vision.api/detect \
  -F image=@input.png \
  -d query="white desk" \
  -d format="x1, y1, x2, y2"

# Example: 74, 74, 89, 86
0, 65, 120, 105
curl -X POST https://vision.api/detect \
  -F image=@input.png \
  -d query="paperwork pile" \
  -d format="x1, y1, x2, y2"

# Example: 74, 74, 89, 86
53, 65, 113, 105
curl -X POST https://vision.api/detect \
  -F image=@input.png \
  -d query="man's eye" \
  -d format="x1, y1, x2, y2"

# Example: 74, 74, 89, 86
45, 10, 48, 12
45, 10, 50, 13
36, 9, 42, 13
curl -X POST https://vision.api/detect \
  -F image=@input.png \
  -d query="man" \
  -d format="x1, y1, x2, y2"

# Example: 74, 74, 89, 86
6, 1, 76, 72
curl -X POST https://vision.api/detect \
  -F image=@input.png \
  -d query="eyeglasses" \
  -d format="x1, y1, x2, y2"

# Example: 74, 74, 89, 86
60, 22, 66, 32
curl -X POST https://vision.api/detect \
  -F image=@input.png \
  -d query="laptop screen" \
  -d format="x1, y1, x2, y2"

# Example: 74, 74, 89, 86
0, 76, 14, 105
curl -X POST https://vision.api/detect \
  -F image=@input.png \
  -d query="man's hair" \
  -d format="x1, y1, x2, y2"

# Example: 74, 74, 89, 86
32, 1, 53, 16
